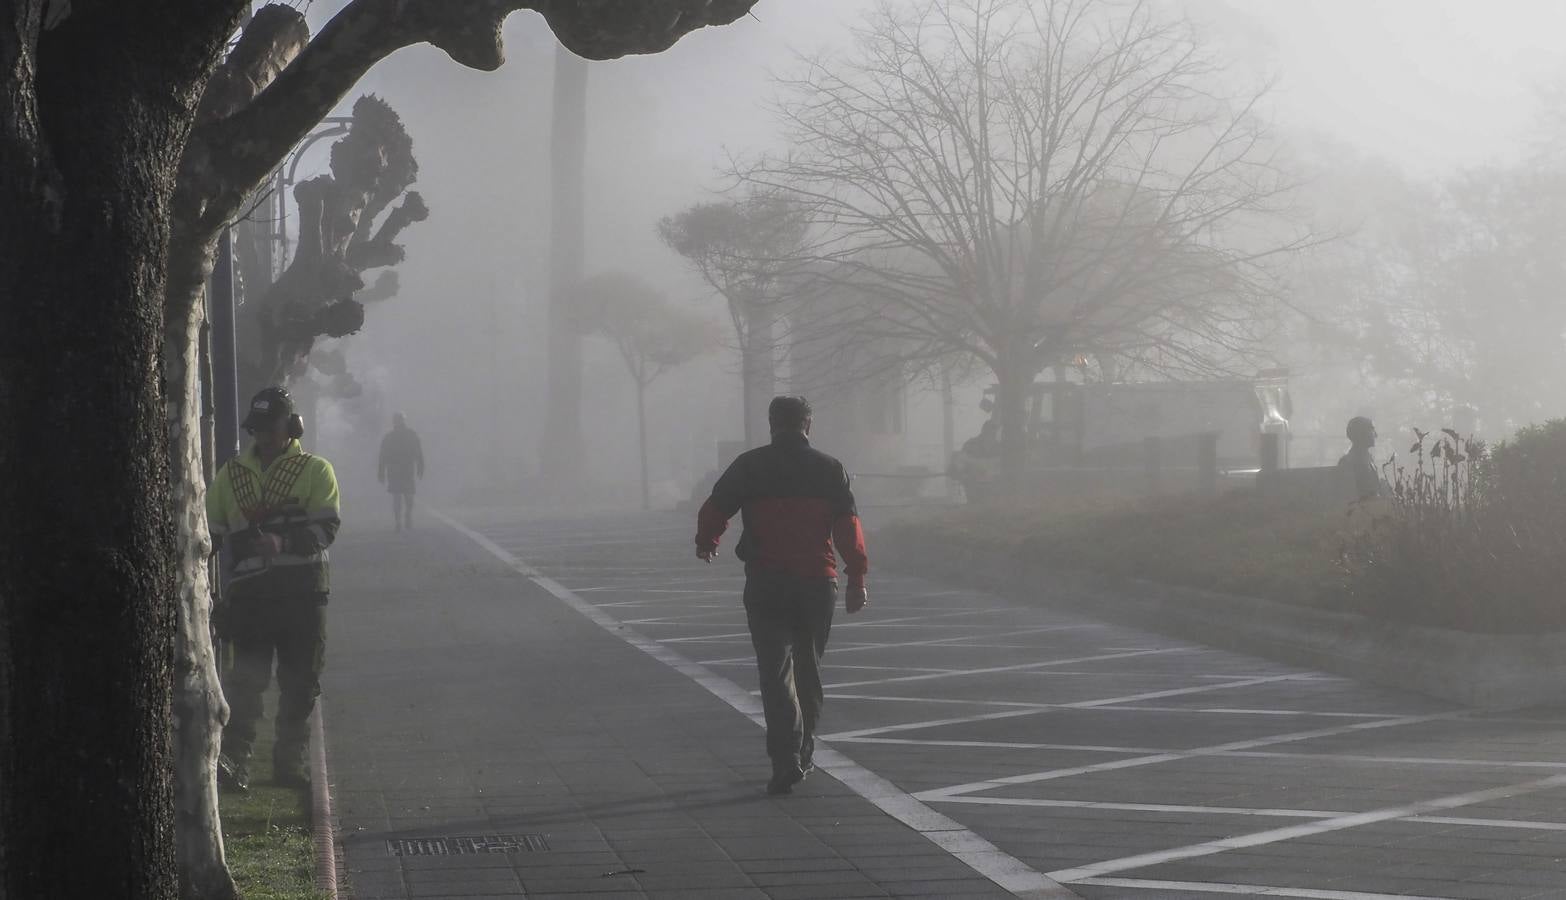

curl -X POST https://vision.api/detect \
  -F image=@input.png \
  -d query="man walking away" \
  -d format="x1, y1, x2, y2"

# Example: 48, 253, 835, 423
694, 396, 869, 795
378, 411, 424, 530
209, 386, 341, 790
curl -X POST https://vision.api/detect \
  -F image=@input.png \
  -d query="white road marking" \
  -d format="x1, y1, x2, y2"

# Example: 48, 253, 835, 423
694, 623, 1102, 663
823, 648, 1192, 689
1070, 878, 1446, 899
916, 712, 1467, 800
933, 794, 1566, 832
819, 675, 1312, 739
436, 511, 1080, 900
1046, 773, 1566, 882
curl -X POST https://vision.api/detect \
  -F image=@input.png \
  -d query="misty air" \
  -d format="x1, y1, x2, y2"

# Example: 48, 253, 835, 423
4, 2, 1566, 899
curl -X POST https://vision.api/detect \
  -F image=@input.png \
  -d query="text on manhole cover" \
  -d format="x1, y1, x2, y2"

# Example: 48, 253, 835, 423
387, 834, 549, 856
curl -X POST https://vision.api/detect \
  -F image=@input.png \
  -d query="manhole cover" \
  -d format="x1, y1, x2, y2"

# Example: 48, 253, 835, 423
387, 834, 549, 856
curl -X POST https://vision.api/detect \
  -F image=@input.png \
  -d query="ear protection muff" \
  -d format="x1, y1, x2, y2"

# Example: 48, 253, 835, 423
287, 414, 305, 439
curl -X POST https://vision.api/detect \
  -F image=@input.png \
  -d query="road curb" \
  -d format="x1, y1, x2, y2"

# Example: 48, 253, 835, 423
309, 701, 338, 900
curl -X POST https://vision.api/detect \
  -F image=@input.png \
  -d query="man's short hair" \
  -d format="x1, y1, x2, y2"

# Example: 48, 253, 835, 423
1346, 416, 1375, 444
768, 395, 812, 432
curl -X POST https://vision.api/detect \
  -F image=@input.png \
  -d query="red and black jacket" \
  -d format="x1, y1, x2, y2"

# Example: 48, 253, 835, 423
696, 431, 869, 586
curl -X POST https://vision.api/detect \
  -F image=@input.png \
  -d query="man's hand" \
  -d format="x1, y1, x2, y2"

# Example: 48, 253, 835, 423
845, 584, 868, 614
696, 548, 717, 563
251, 533, 284, 558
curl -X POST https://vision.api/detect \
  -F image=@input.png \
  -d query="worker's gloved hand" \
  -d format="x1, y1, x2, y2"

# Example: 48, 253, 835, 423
845, 584, 868, 614
696, 548, 717, 563
251, 532, 284, 558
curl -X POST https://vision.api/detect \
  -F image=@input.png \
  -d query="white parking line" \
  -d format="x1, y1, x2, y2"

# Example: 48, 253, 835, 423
916, 712, 1466, 800
1045, 772, 1566, 883
694, 623, 1102, 663
934, 794, 1566, 832
833, 736, 1170, 754
819, 674, 1313, 739
1070, 878, 1445, 899
823, 648, 1192, 689
438, 511, 1081, 900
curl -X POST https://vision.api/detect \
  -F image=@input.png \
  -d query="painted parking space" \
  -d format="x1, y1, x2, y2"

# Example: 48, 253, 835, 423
453, 509, 1566, 900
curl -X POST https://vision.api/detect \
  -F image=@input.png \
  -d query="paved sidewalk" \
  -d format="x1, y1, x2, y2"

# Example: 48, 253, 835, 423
323, 519, 1029, 899
443, 509, 1566, 900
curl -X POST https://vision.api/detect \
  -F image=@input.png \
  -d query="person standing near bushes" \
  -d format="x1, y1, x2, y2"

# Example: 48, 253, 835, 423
1339, 416, 1384, 500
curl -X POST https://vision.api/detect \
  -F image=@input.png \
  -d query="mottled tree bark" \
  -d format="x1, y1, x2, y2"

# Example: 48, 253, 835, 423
1, 3, 758, 897
0, 3, 247, 898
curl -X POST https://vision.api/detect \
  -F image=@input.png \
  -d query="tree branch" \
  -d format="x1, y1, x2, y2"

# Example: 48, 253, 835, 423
189, 0, 757, 232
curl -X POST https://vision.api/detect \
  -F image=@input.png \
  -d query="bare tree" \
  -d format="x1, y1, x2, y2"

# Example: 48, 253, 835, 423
659, 194, 810, 445
576, 271, 719, 509
1294, 147, 1566, 434
740, 0, 1304, 472
0, 2, 757, 898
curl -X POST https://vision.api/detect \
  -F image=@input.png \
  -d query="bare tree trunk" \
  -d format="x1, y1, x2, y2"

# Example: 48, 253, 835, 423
743, 303, 776, 445
541, 44, 588, 482
637, 380, 650, 511
0, 67, 188, 900
941, 371, 956, 500
996, 353, 1031, 477
166, 281, 238, 900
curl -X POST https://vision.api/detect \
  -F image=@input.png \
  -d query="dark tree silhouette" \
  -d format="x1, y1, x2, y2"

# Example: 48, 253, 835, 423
0, 3, 758, 898
575, 271, 718, 509
659, 195, 809, 445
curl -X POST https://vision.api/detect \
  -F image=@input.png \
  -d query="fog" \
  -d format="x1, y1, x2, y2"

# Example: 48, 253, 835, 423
288, 0, 1566, 509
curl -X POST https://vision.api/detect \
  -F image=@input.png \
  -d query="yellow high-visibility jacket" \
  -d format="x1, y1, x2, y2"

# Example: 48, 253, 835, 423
207, 439, 340, 598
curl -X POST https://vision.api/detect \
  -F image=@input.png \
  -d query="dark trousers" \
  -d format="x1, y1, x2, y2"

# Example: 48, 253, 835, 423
221, 592, 327, 765
743, 570, 836, 771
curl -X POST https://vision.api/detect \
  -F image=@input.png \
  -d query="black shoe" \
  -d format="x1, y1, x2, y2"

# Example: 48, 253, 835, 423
766, 765, 806, 796
217, 754, 250, 793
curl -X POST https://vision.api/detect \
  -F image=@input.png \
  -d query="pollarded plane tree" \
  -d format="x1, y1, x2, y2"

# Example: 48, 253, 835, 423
575, 271, 719, 510
659, 194, 811, 447
236, 93, 427, 406
0, 3, 758, 899
740, 0, 1306, 473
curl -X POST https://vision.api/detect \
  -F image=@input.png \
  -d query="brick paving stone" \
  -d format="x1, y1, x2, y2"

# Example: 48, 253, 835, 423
323, 522, 1036, 900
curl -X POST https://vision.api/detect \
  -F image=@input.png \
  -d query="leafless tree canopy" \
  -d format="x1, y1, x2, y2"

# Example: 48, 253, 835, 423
735, 0, 1309, 464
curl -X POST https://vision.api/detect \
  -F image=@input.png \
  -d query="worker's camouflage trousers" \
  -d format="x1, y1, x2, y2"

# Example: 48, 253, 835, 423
219, 591, 327, 774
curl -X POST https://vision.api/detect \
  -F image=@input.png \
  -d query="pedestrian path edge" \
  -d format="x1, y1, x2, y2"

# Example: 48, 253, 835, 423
309, 701, 338, 900
431, 508, 1082, 900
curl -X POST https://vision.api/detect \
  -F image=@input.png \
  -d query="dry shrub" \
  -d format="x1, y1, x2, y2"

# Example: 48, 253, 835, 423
1341, 420, 1566, 632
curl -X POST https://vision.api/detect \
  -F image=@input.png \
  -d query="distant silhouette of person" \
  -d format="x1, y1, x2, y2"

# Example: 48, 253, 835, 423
378, 412, 424, 530
951, 420, 1001, 503
963, 420, 1001, 459
1338, 416, 1383, 501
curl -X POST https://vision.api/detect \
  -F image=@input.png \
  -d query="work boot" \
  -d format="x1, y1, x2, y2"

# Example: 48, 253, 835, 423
217, 753, 251, 793
273, 741, 310, 789
766, 763, 806, 796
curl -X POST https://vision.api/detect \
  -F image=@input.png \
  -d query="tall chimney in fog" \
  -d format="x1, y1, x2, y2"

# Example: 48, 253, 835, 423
540, 44, 589, 485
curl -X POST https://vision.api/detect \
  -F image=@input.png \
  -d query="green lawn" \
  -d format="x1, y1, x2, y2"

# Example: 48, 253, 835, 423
220, 699, 329, 900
